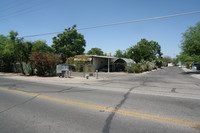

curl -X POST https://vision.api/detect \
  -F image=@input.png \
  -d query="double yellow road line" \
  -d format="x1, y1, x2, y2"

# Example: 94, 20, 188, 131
0, 87, 200, 128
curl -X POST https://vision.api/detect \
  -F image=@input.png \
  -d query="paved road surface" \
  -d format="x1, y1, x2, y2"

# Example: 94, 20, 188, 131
0, 67, 200, 133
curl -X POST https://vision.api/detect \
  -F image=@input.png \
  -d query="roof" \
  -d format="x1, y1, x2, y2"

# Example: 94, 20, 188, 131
120, 58, 135, 64
76, 55, 135, 64
76, 55, 117, 59
112, 58, 135, 64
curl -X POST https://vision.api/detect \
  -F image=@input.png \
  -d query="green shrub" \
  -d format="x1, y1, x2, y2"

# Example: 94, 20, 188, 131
148, 62, 156, 70
125, 65, 133, 73
141, 64, 147, 72
162, 62, 168, 67
126, 61, 157, 73
135, 64, 142, 73
125, 63, 142, 73
146, 63, 150, 71
30, 51, 61, 76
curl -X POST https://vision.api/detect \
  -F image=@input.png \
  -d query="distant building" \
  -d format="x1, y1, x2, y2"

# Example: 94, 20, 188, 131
75, 55, 134, 72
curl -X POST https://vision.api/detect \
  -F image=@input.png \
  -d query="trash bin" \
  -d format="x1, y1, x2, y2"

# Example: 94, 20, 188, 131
85, 74, 89, 79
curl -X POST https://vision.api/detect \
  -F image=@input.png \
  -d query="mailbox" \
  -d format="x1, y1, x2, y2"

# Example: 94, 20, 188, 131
56, 64, 72, 74
56, 64, 72, 78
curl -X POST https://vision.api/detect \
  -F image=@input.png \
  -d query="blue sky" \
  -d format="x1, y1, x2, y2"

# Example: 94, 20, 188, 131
1, 0, 200, 58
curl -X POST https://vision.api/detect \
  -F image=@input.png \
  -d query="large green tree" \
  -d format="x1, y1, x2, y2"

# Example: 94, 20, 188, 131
162, 56, 172, 63
0, 31, 60, 75
181, 22, 200, 56
114, 48, 133, 58
0, 31, 27, 73
180, 22, 200, 63
87, 47, 104, 55
130, 39, 162, 63
0, 35, 13, 72
52, 25, 86, 63
8, 31, 29, 75
32, 40, 53, 53
22, 40, 53, 75
114, 50, 125, 58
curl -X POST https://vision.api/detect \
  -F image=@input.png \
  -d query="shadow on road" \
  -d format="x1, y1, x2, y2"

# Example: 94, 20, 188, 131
181, 71, 200, 75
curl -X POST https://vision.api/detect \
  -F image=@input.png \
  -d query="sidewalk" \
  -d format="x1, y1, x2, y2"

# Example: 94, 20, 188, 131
182, 67, 200, 80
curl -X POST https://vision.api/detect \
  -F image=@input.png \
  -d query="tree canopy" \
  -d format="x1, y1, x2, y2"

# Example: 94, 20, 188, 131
0, 31, 59, 75
114, 50, 124, 58
52, 25, 86, 63
114, 48, 132, 58
87, 47, 104, 55
130, 39, 162, 63
0, 34, 13, 72
179, 22, 200, 63
162, 56, 172, 63
32, 40, 53, 53
181, 22, 200, 56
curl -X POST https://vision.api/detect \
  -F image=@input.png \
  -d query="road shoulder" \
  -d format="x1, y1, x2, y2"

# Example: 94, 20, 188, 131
181, 68, 200, 80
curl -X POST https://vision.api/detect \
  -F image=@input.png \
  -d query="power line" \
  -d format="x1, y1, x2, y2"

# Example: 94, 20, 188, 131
0, 0, 65, 21
0, 0, 50, 19
0, 0, 20, 10
0, 0, 30, 13
21, 10, 200, 38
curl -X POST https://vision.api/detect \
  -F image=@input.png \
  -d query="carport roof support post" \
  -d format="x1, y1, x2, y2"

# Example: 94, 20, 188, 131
108, 58, 110, 73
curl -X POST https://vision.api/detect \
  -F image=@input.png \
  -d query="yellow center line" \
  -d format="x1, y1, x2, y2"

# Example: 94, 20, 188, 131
0, 87, 200, 128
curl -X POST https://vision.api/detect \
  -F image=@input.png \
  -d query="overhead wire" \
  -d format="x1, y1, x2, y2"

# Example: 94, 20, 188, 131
0, 0, 64, 21
0, 0, 19, 9
0, 0, 30, 13
0, 0, 51, 19
20, 10, 200, 38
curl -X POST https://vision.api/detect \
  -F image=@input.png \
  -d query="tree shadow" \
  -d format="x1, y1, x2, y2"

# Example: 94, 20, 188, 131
181, 71, 200, 75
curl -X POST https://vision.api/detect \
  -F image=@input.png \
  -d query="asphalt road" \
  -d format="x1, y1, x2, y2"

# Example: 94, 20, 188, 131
0, 67, 200, 133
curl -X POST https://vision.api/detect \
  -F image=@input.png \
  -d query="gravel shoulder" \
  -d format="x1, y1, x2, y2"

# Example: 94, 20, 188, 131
0, 72, 103, 84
